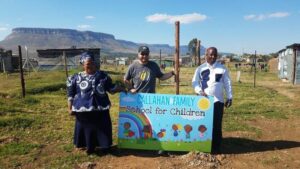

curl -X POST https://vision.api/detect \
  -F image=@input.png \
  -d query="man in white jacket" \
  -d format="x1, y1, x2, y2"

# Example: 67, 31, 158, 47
192, 47, 233, 154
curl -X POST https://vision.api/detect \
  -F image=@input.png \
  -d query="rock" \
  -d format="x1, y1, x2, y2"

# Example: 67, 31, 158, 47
216, 154, 226, 161
207, 162, 217, 169
78, 162, 96, 169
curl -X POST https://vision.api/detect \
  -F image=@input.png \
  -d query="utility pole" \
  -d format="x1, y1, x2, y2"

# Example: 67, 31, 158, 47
18, 45, 25, 98
254, 50, 257, 88
174, 21, 180, 95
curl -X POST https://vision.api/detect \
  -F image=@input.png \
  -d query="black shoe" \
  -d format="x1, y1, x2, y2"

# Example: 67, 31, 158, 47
211, 149, 221, 155
86, 149, 95, 155
158, 150, 169, 156
101, 148, 111, 154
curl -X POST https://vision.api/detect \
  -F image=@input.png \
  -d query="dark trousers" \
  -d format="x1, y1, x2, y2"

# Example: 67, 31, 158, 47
212, 102, 224, 153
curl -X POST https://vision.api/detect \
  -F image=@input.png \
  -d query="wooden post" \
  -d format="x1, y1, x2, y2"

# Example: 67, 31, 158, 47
174, 21, 180, 95
18, 45, 25, 98
159, 49, 162, 68
237, 71, 241, 82
63, 51, 69, 78
254, 50, 256, 88
194, 40, 197, 66
159, 49, 161, 85
197, 40, 201, 66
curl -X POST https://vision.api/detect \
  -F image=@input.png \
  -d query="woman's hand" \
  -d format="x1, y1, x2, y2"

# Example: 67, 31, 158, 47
129, 88, 137, 94
68, 101, 75, 116
68, 109, 75, 116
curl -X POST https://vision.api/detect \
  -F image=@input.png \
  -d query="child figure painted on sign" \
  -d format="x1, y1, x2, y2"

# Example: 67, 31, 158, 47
198, 125, 207, 138
172, 124, 183, 137
184, 124, 193, 139
142, 125, 152, 139
123, 122, 135, 138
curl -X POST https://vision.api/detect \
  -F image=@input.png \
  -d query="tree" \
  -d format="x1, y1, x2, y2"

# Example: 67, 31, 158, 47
188, 38, 198, 66
269, 53, 278, 58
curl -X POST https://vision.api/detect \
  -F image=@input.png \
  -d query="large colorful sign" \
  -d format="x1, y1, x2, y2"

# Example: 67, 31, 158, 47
118, 92, 214, 152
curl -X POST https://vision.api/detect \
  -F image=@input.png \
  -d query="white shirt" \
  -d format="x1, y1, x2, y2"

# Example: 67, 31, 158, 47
192, 61, 232, 103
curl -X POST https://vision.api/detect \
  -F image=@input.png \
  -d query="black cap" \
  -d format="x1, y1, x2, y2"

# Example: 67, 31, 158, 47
138, 46, 150, 54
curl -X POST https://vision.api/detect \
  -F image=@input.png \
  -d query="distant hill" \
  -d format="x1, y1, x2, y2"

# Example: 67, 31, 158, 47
0, 27, 206, 57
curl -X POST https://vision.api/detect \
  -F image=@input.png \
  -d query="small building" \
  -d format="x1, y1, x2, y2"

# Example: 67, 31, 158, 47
36, 48, 100, 70
180, 56, 192, 65
0, 48, 13, 72
106, 59, 115, 65
116, 57, 129, 65
159, 56, 192, 66
278, 43, 300, 85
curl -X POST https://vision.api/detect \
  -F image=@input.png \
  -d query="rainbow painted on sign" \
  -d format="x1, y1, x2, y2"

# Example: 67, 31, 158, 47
119, 111, 153, 139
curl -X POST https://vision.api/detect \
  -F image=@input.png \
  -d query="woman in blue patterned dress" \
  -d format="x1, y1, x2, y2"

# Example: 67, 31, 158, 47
67, 52, 124, 154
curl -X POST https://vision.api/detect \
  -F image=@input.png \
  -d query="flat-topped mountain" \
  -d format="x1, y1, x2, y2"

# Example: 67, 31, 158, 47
0, 27, 204, 57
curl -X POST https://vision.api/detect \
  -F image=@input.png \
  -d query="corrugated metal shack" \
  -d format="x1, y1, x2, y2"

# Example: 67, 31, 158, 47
36, 48, 100, 70
278, 43, 300, 85
0, 48, 13, 72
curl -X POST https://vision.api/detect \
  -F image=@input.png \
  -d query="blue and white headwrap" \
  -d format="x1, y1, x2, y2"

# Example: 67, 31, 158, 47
80, 52, 95, 65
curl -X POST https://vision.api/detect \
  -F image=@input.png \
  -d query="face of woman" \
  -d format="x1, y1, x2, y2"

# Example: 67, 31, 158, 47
83, 59, 96, 74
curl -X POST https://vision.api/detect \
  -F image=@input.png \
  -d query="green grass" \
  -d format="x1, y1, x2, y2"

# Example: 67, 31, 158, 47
0, 142, 42, 156
0, 65, 299, 168
118, 138, 212, 152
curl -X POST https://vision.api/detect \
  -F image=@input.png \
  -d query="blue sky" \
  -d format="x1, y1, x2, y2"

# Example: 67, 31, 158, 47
0, 0, 299, 54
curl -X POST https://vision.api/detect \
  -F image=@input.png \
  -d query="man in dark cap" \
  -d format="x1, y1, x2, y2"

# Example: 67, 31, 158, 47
124, 45, 174, 155
124, 45, 175, 93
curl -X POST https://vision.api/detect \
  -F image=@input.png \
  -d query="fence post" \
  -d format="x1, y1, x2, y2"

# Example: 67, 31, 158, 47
18, 45, 25, 98
63, 51, 69, 78
174, 21, 180, 95
254, 50, 256, 88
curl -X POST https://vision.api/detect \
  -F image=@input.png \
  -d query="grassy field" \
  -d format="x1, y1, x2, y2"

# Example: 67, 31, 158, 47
118, 139, 212, 152
0, 64, 299, 168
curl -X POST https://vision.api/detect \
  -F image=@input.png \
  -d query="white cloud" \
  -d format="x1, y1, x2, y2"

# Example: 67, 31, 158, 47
244, 14, 256, 20
0, 27, 8, 31
85, 16, 95, 20
244, 12, 290, 21
0, 24, 10, 31
268, 12, 290, 18
77, 24, 92, 30
146, 13, 207, 24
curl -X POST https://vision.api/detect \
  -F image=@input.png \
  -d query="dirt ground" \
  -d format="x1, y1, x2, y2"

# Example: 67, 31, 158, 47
74, 82, 300, 169
74, 117, 299, 169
